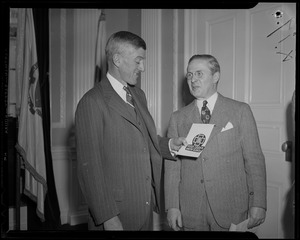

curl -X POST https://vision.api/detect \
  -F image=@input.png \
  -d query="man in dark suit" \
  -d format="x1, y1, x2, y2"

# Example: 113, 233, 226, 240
75, 31, 186, 231
165, 54, 266, 231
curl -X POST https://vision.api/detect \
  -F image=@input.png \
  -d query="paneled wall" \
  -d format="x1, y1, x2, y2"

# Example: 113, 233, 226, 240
50, 8, 99, 225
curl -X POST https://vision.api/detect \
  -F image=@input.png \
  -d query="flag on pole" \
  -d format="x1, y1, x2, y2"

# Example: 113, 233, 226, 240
15, 8, 47, 221
94, 9, 106, 84
15, 8, 26, 117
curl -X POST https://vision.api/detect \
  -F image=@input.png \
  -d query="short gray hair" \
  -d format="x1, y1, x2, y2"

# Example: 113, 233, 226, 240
105, 31, 146, 61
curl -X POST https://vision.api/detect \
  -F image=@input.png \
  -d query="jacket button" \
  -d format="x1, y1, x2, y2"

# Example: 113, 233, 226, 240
200, 179, 204, 183
249, 192, 254, 195
146, 201, 150, 205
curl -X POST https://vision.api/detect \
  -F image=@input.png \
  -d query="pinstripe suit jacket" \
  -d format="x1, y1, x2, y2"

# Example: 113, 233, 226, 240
75, 77, 173, 230
164, 93, 266, 229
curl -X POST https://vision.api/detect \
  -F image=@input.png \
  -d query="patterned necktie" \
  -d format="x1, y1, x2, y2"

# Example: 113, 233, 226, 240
201, 100, 211, 123
123, 86, 135, 108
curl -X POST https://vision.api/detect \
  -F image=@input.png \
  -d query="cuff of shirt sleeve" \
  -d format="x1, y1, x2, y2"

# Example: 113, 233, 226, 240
168, 139, 178, 157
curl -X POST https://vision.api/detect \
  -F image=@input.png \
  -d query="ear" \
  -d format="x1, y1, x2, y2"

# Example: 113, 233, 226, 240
112, 53, 121, 67
213, 72, 220, 84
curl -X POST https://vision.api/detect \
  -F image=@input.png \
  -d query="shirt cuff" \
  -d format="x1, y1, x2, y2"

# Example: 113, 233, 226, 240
168, 138, 178, 157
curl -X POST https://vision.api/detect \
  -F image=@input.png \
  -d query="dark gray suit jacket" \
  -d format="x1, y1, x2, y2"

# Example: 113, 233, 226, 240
75, 77, 173, 230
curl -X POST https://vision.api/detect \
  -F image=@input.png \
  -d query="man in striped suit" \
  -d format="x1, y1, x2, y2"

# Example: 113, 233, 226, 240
75, 31, 186, 231
165, 54, 266, 231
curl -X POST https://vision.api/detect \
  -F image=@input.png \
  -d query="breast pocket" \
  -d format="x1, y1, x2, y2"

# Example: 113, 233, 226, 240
217, 128, 240, 156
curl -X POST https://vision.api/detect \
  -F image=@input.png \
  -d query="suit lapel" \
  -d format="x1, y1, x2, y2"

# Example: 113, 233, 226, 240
100, 78, 139, 128
205, 94, 230, 145
210, 93, 231, 127
183, 100, 201, 128
130, 87, 161, 152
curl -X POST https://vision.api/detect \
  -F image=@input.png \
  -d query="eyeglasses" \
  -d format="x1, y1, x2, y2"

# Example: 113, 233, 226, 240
186, 71, 203, 80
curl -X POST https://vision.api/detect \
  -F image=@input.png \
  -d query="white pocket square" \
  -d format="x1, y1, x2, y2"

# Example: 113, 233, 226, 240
221, 121, 233, 132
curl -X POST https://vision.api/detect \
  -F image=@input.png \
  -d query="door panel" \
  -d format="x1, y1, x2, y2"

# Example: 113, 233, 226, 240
189, 3, 295, 238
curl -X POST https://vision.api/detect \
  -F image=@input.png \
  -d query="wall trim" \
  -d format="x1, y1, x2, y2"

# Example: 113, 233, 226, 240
51, 146, 88, 225
68, 208, 88, 226
141, 9, 162, 135
184, 9, 198, 72
9, 206, 27, 230
51, 146, 71, 161
206, 14, 237, 100
52, 9, 66, 128
172, 9, 179, 112
73, 9, 98, 120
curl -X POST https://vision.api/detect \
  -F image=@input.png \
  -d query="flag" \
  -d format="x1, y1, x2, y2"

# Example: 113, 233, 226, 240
15, 8, 47, 222
15, 8, 26, 117
94, 9, 106, 84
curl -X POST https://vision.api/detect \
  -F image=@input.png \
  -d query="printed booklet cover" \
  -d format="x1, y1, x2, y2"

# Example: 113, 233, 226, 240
176, 123, 214, 158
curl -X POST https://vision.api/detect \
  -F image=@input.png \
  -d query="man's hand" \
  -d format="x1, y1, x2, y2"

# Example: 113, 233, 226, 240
103, 216, 123, 230
247, 207, 266, 229
167, 208, 182, 231
170, 137, 187, 151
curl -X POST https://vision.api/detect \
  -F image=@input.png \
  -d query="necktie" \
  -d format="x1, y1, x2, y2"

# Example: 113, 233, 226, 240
123, 86, 135, 108
201, 100, 211, 123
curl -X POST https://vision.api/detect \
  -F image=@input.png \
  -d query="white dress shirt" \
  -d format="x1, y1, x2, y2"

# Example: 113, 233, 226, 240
196, 92, 218, 115
107, 72, 128, 104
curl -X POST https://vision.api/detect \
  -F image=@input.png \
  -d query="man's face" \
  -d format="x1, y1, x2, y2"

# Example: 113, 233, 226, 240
118, 44, 145, 86
186, 59, 219, 99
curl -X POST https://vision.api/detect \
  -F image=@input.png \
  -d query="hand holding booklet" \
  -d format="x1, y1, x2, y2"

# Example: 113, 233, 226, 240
176, 123, 214, 158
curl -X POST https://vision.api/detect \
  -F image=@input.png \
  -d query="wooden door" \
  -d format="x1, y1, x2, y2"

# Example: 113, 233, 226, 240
185, 3, 296, 238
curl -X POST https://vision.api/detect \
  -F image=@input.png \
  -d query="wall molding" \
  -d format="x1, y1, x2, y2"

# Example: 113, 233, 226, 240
141, 9, 162, 135
52, 9, 66, 128
51, 146, 71, 161
172, 9, 179, 112
73, 9, 98, 119
184, 9, 198, 72
9, 206, 27, 230
51, 146, 88, 225
206, 15, 237, 100
68, 208, 88, 226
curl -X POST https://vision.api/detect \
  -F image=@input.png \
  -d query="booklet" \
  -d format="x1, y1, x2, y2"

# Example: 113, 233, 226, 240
176, 123, 215, 158
229, 218, 258, 234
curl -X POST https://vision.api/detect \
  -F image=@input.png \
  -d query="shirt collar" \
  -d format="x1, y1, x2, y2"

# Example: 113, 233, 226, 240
107, 72, 127, 102
196, 92, 218, 113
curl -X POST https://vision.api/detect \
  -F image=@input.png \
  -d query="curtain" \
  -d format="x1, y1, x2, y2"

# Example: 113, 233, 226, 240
32, 8, 61, 229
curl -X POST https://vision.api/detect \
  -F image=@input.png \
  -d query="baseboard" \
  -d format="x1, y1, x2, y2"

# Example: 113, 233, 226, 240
9, 206, 27, 230
66, 211, 168, 229
60, 209, 69, 225
68, 209, 88, 226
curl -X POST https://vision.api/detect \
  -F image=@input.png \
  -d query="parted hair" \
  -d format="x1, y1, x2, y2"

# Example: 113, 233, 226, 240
188, 54, 220, 75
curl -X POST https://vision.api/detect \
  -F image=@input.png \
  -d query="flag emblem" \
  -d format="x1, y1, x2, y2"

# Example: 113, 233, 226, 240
28, 62, 42, 116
